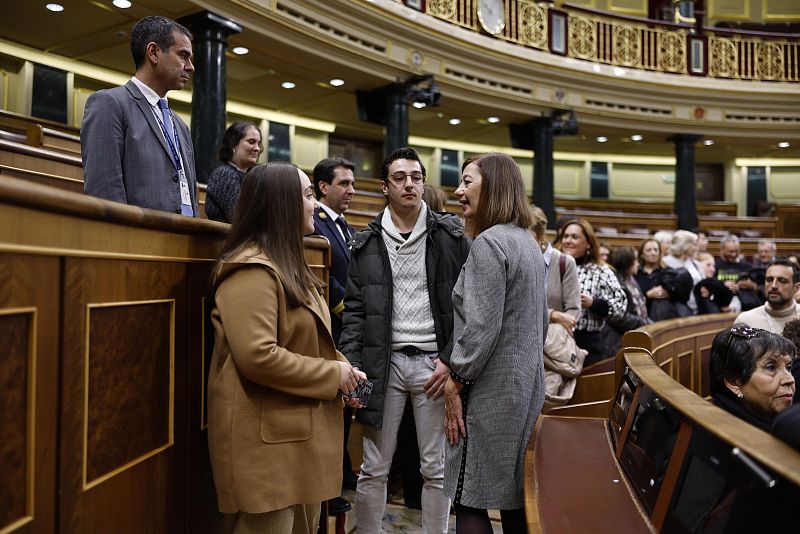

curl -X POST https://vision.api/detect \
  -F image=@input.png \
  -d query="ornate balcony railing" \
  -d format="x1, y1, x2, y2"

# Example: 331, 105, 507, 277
420, 0, 800, 82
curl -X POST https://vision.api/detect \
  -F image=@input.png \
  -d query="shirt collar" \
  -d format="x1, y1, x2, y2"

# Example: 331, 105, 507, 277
131, 76, 162, 108
542, 242, 553, 267
318, 202, 340, 222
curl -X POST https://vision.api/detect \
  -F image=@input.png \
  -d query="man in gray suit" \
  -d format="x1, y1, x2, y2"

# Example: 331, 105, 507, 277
81, 16, 198, 216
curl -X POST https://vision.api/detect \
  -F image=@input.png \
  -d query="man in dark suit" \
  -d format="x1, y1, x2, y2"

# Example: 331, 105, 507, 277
312, 157, 357, 515
81, 16, 199, 216
313, 157, 356, 344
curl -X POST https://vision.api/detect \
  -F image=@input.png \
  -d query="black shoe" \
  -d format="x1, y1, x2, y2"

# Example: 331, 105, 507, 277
342, 472, 359, 491
327, 496, 352, 516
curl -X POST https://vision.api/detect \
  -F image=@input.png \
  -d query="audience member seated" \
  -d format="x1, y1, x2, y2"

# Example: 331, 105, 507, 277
753, 239, 777, 268
602, 245, 652, 356
662, 230, 704, 314
694, 252, 734, 314
529, 205, 584, 407
710, 324, 795, 432
421, 184, 447, 212
205, 121, 262, 223
598, 242, 611, 264
556, 218, 627, 365
652, 229, 673, 258
736, 259, 800, 334
693, 227, 709, 254
635, 238, 668, 313
716, 234, 764, 312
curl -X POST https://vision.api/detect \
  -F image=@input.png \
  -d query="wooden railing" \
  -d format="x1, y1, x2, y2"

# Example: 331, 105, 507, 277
526, 350, 800, 532
0, 175, 330, 533
547, 313, 736, 418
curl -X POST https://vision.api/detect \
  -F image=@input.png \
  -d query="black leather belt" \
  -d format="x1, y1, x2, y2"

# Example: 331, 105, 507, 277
399, 346, 434, 357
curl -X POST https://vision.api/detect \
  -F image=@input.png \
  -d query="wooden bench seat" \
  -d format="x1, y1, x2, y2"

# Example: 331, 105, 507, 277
527, 350, 800, 533
528, 416, 652, 533
0, 138, 83, 180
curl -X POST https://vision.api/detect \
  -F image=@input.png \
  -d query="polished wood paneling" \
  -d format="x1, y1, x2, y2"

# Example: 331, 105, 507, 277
85, 301, 173, 487
60, 259, 187, 533
0, 254, 59, 534
0, 311, 32, 531
0, 176, 330, 534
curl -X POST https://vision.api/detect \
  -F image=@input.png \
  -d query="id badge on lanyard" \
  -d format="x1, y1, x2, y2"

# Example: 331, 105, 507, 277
178, 169, 191, 205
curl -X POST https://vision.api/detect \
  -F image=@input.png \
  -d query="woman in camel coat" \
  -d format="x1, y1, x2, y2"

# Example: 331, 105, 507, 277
207, 162, 364, 533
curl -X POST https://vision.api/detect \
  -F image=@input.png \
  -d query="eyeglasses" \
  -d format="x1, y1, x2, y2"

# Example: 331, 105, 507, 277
388, 172, 425, 185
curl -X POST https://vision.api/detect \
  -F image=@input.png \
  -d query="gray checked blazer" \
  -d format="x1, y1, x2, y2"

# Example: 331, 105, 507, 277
81, 79, 199, 215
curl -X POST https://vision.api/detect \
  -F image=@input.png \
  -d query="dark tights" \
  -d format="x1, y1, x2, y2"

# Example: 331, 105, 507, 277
454, 503, 526, 534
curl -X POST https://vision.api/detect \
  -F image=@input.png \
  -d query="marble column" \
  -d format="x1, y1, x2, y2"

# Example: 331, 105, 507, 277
668, 134, 703, 230
179, 11, 241, 184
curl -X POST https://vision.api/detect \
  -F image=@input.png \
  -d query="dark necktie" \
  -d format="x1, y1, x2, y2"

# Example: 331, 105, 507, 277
336, 216, 351, 242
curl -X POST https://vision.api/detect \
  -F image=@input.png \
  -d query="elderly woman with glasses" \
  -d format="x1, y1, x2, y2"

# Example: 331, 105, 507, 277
709, 324, 796, 431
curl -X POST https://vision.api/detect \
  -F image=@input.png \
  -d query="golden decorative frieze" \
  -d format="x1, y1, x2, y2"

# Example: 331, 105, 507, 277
569, 15, 598, 60
612, 25, 641, 66
709, 36, 738, 78
657, 31, 686, 73
414, 0, 797, 82
756, 41, 785, 81
428, 0, 458, 21
518, 1, 547, 50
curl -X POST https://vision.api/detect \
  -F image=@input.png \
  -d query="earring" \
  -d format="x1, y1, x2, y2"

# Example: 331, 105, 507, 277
737, 392, 744, 399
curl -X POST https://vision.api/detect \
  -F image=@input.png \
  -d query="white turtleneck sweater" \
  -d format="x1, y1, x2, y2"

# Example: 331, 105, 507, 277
735, 302, 800, 334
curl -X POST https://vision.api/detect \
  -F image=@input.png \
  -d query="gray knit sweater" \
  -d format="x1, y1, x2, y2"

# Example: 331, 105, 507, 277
381, 205, 438, 351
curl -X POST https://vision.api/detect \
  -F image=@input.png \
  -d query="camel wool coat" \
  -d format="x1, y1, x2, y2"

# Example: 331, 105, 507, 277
207, 248, 346, 514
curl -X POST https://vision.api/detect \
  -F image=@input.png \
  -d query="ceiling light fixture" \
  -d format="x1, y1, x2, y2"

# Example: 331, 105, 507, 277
231, 46, 249, 55
112, 0, 132, 8
778, 141, 790, 148
592, 64, 601, 73
329, 78, 344, 87
613, 67, 625, 77
281, 81, 296, 89
448, 118, 461, 125
412, 101, 426, 109
46, 3, 64, 11
597, 136, 608, 143
703, 139, 715, 146
487, 116, 500, 123
631, 134, 643, 141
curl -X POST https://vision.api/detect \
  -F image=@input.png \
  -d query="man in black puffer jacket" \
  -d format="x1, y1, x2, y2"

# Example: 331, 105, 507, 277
340, 146, 471, 533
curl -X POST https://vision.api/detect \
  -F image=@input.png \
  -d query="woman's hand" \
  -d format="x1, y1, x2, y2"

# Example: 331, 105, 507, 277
337, 361, 362, 395
550, 310, 576, 333
580, 293, 594, 308
699, 287, 710, 298
444, 377, 466, 445
647, 285, 668, 299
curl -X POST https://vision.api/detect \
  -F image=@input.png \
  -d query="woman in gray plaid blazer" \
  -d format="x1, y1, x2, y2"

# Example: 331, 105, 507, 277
443, 153, 547, 533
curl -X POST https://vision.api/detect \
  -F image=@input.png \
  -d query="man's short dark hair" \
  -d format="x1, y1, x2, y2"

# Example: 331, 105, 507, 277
312, 157, 355, 199
380, 147, 426, 182
768, 258, 800, 284
131, 16, 192, 70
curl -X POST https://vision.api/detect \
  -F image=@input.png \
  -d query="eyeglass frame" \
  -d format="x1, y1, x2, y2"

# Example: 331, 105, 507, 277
385, 171, 426, 186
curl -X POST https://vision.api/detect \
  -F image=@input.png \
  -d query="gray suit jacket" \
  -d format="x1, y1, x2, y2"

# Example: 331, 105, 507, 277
81, 79, 199, 215
546, 247, 581, 321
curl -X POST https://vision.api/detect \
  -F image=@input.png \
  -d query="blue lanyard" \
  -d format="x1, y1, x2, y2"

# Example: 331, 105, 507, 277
155, 111, 183, 172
